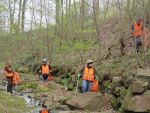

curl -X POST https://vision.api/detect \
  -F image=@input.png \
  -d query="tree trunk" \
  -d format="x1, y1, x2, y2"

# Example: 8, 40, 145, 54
17, 0, 22, 33
8, 0, 16, 32
126, 0, 131, 20
21, 0, 27, 32
94, 0, 99, 19
146, 0, 150, 24
92, 0, 101, 62
39, 0, 43, 60
55, 0, 60, 37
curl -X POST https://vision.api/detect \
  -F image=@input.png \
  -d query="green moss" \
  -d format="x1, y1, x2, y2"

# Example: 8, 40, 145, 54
37, 85, 51, 93
121, 88, 132, 109
19, 82, 38, 90
110, 95, 120, 109
119, 87, 128, 98
0, 91, 30, 113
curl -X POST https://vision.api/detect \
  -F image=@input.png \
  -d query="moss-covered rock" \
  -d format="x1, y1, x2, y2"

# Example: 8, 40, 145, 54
122, 90, 150, 112
119, 87, 127, 99
110, 95, 121, 110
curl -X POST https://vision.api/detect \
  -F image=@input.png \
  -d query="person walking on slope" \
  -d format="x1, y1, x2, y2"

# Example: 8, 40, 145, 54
39, 59, 52, 83
132, 18, 144, 53
78, 60, 98, 93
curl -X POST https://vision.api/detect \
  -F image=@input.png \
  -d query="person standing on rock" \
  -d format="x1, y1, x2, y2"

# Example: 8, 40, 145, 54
78, 59, 97, 93
39, 59, 52, 83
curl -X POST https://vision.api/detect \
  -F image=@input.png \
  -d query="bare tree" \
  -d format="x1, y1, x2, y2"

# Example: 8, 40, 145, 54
8, 0, 17, 32
146, 0, 150, 24
17, 0, 22, 33
21, 0, 27, 32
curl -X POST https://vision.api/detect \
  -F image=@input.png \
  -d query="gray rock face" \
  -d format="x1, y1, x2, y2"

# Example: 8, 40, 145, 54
122, 91, 150, 112
66, 92, 107, 112
137, 69, 150, 81
131, 80, 147, 94
112, 77, 123, 87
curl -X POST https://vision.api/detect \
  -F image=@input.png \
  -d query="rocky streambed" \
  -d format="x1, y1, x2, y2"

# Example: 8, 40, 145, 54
0, 68, 150, 113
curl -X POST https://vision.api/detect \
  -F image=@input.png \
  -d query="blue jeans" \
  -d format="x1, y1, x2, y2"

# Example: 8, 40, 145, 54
81, 80, 93, 93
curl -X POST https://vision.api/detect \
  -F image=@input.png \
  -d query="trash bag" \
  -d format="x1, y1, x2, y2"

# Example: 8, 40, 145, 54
48, 75, 54, 81
12, 72, 21, 86
91, 80, 99, 92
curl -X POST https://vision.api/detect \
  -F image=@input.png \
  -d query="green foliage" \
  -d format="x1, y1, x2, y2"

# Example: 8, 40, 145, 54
110, 95, 121, 109
0, 91, 30, 113
61, 78, 70, 86
19, 82, 38, 90
76, 28, 96, 33
37, 85, 49, 92
54, 40, 91, 54
73, 42, 90, 50
120, 87, 128, 98
0, 4, 7, 12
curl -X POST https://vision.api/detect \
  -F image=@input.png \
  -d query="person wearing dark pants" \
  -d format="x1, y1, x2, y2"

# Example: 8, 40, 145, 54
132, 18, 144, 53
4, 62, 14, 93
6, 76, 13, 93
42, 74, 49, 82
39, 59, 52, 83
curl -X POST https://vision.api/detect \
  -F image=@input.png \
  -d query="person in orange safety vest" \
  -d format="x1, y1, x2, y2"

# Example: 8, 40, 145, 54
132, 18, 144, 52
4, 62, 14, 93
78, 59, 98, 93
39, 59, 52, 82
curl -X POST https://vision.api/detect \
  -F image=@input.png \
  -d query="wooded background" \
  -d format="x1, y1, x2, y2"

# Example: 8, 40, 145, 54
0, 0, 150, 70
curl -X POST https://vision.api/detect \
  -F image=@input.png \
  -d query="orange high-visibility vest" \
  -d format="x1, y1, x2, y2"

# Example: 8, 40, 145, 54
42, 65, 50, 75
132, 22, 143, 37
82, 66, 95, 81
40, 108, 49, 113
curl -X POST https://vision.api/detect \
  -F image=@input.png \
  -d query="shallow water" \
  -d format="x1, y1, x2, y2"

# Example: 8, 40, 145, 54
22, 94, 40, 107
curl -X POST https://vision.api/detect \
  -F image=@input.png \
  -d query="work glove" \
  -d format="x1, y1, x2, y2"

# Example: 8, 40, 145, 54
77, 74, 81, 80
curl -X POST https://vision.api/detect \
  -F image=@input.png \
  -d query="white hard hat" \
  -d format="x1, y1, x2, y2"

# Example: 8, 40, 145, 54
87, 59, 93, 64
43, 59, 47, 62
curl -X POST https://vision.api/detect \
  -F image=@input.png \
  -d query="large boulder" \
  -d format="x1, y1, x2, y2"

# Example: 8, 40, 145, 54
112, 76, 123, 88
131, 80, 147, 94
122, 91, 150, 112
137, 69, 150, 81
66, 92, 107, 112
